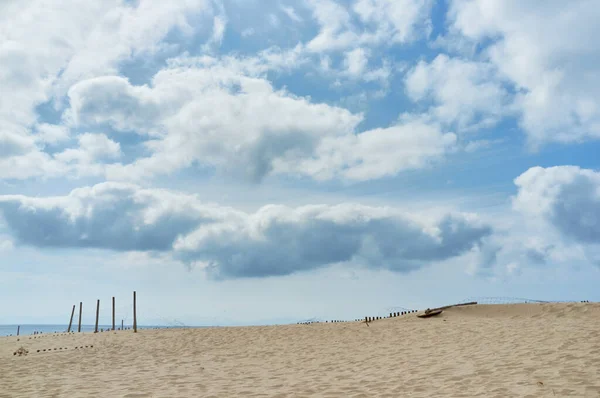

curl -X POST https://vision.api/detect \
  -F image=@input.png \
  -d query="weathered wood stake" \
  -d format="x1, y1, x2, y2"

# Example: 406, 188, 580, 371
133, 291, 137, 333
112, 296, 115, 331
17, 325, 20, 336
121, 319, 124, 330
94, 299, 100, 333
78, 302, 82, 333
67, 304, 76, 332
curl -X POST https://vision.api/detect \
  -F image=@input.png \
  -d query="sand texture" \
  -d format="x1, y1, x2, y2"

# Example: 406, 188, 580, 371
1, 303, 600, 397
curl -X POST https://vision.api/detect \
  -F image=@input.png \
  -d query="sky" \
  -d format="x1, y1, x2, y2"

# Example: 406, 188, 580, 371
1, 0, 600, 326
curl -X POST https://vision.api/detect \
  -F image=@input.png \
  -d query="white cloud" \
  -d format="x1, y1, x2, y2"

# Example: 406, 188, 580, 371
405, 54, 510, 132
241, 28, 255, 37
448, 0, 600, 145
467, 165, 600, 273
0, 182, 216, 251
0, 147, 67, 180
462, 165, 600, 277
306, 0, 432, 52
305, 0, 354, 52
0, 183, 492, 279
34, 124, 70, 145
352, 0, 433, 43
0, 236, 14, 252
0, 131, 36, 158
66, 76, 161, 134
513, 166, 600, 244
343, 48, 369, 77
64, 59, 455, 182
202, 15, 227, 52
464, 139, 503, 153
1, 0, 210, 121
55, 133, 121, 168
268, 14, 280, 28
281, 6, 302, 22
0, 0, 212, 180
52, 0, 210, 95
285, 116, 457, 181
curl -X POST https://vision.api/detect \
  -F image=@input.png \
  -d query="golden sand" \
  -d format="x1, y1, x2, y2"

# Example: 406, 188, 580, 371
1, 303, 599, 397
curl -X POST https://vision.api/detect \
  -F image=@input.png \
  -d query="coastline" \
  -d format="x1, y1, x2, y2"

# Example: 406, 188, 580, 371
1, 302, 599, 397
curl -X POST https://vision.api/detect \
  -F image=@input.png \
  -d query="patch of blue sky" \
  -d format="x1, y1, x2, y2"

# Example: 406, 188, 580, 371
34, 100, 64, 126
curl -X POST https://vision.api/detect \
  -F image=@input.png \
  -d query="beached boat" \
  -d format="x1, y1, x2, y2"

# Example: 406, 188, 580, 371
417, 309, 443, 318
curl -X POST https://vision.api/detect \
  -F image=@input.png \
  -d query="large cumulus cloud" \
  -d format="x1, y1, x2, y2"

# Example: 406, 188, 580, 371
0, 183, 217, 251
0, 183, 491, 279
174, 204, 491, 279
448, 0, 600, 145
462, 165, 600, 277
64, 58, 456, 183
0, 0, 212, 179
514, 166, 600, 244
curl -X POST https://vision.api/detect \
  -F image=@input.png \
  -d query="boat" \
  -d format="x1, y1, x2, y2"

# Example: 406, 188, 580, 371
417, 308, 443, 318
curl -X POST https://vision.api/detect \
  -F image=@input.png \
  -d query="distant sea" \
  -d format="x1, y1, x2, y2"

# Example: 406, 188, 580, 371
0, 324, 185, 337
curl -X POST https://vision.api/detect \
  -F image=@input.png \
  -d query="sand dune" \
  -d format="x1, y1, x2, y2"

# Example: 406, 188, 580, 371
1, 303, 599, 397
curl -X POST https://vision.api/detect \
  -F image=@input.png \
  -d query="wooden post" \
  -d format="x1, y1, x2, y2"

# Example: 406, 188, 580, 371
112, 297, 115, 331
78, 302, 82, 333
17, 326, 20, 336
94, 299, 100, 333
121, 319, 124, 330
67, 304, 76, 332
133, 291, 137, 333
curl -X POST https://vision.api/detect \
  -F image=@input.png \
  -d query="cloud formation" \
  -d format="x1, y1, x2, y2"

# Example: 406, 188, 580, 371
0, 183, 210, 251
0, 0, 213, 179
514, 166, 600, 244
65, 61, 456, 182
0, 183, 492, 279
306, 0, 432, 52
405, 54, 509, 132
448, 0, 600, 145
465, 165, 600, 276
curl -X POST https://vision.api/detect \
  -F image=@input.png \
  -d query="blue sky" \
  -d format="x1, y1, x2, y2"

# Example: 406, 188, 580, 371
1, 0, 600, 326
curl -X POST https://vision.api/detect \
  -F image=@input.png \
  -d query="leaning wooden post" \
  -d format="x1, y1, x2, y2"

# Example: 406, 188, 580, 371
94, 299, 100, 333
112, 297, 115, 331
17, 325, 20, 336
133, 291, 137, 333
67, 304, 76, 332
78, 302, 82, 332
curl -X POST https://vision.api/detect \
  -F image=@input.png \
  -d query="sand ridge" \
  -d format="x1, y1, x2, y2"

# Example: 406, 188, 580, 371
1, 303, 599, 397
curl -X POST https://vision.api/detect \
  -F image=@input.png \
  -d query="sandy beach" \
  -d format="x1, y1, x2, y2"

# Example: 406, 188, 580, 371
1, 303, 599, 397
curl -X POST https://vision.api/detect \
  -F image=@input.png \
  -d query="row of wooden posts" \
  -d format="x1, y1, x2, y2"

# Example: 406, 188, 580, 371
328, 310, 418, 323
363, 311, 417, 322
298, 310, 419, 325
65, 291, 137, 334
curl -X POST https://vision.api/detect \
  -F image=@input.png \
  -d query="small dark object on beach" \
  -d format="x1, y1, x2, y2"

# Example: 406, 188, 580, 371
418, 308, 443, 318
14, 347, 28, 356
